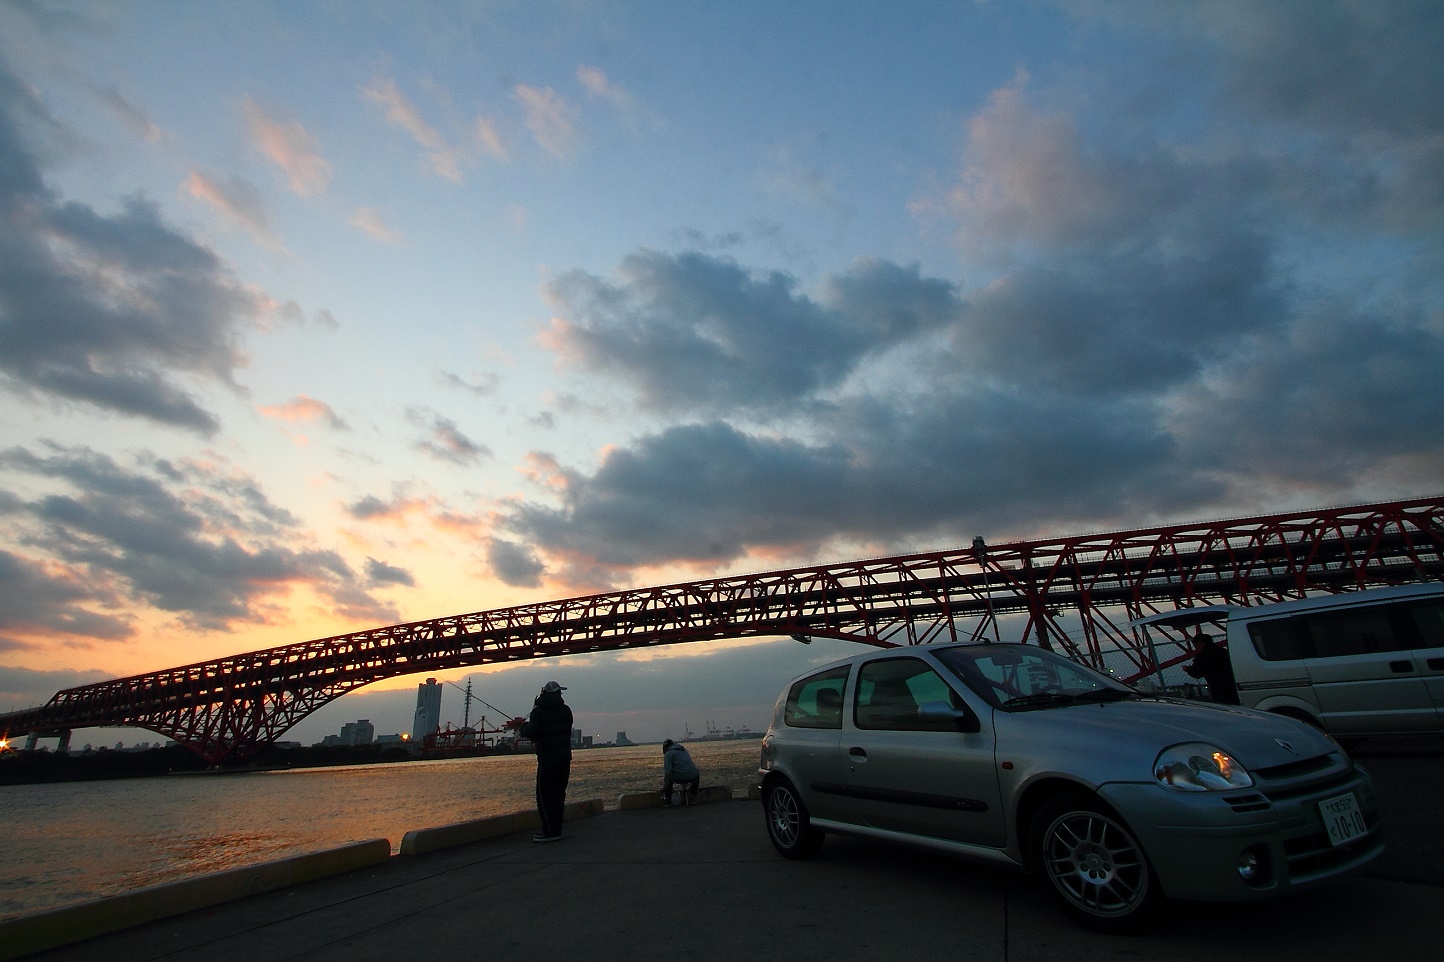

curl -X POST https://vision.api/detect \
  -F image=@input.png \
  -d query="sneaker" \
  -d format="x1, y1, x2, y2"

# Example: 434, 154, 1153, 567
532, 833, 562, 843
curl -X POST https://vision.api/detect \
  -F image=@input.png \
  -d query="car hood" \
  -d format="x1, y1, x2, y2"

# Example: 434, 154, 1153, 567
1000, 696, 1336, 771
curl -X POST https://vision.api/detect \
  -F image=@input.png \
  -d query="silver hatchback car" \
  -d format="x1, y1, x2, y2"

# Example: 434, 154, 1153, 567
758, 643, 1384, 931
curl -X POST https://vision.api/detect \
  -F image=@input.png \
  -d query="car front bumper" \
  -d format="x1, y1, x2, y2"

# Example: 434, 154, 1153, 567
1098, 765, 1384, 902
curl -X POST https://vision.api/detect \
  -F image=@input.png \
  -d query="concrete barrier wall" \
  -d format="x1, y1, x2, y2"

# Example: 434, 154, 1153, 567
0, 837, 391, 962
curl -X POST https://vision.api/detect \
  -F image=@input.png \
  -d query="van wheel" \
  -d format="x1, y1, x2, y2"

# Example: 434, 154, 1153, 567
763, 777, 824, 859
1029, 792, 1161, 932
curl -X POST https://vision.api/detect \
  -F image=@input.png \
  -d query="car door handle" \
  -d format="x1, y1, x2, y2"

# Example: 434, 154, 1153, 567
1429, 658, 1444, 671
1390, 660, 1415, 673
848, 747, 867, 760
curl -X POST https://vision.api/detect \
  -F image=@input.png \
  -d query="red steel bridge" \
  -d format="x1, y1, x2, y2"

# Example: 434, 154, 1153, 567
3, 496, 1442, 764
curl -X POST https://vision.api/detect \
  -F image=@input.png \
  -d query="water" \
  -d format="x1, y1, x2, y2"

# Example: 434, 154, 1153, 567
0, 741, 762, 921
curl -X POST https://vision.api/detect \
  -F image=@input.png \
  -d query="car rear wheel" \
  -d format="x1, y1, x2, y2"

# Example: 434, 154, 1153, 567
1030, 792, 1160, 932
763, 777, 824, 858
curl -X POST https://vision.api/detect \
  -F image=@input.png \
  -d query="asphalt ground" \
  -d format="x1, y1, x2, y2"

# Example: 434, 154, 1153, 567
14, 740, 1444, 962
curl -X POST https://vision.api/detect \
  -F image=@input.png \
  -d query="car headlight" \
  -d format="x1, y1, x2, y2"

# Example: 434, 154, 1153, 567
1154, 742, 1254, 792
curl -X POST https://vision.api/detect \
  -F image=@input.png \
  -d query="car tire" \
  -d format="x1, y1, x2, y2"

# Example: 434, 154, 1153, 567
763, 777, 824, 859
1029, 792, 1161, 932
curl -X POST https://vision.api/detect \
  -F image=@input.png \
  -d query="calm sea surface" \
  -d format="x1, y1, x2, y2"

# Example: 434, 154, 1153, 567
0, 741, 762, 921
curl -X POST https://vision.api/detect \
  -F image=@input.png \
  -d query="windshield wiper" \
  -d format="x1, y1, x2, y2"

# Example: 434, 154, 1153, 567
1072, 689, 1139, 703
1002, 692, 1078, 709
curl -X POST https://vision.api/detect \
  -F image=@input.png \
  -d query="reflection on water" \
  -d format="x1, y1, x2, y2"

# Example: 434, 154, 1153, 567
0, 741, 762, 920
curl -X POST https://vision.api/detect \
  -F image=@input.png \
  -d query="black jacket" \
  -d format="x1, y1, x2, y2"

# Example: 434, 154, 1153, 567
522, 690, 574, 759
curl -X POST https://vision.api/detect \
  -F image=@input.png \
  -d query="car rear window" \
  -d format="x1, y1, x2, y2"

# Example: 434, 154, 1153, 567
784, 665, 850, 729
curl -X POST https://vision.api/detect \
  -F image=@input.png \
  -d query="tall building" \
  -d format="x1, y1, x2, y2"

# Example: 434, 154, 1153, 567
413, 678, 443, 739
339, 719, 374, 746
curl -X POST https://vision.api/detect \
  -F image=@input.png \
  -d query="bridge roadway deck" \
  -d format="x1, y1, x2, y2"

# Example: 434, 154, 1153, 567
13, 742, 1444, 962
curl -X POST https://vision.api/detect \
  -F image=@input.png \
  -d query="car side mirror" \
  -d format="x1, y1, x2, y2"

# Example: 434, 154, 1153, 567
918, 700, 981, 733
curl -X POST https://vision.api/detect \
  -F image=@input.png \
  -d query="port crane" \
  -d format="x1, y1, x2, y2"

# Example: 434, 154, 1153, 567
422, 678, 525, 754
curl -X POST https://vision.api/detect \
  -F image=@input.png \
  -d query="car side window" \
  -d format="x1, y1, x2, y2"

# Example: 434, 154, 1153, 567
854, 658, 961, 731
784, 665, 850, 729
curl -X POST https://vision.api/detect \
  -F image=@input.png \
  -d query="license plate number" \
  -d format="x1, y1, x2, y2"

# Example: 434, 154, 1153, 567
1319, 792, 1366, 847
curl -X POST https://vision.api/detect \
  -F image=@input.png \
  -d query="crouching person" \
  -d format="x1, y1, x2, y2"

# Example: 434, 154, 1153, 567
661, 739, 700, 806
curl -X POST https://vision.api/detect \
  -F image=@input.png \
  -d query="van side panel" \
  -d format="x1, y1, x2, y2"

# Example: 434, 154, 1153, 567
1301, 604, 1439, 733
1226, 584, 1444, 736
1229, 617, 1319, 721
1406, 600, 1444, 722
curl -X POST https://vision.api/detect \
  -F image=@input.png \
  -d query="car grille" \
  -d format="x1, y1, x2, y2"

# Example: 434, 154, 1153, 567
1221, 753, 1358, 813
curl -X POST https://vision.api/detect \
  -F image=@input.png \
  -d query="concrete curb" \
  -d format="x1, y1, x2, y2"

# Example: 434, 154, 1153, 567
0, 837, 392, 962
616, 785, 735, 809
398, 797, 605, 855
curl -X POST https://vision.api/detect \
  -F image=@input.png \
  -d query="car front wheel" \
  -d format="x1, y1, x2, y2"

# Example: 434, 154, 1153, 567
763, 777, 824, 858
1030, 792, 1160, 932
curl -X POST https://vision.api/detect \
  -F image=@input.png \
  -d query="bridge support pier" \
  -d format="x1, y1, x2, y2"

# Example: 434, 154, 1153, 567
20, 729, 72, 753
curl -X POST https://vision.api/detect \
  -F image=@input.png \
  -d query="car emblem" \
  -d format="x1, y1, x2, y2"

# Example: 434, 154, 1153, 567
1275, 738, 1297, 754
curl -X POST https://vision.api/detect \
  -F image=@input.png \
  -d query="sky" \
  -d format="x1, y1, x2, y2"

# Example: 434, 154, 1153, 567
1, 0, 1441, 747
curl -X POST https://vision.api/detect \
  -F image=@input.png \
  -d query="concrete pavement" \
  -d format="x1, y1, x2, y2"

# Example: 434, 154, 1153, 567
9, 780, 1444, 962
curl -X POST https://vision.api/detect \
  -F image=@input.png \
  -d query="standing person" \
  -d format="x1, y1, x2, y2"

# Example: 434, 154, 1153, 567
1184, 629, 1239, 705
661, 738, 700, 806
520, 680, 573, 842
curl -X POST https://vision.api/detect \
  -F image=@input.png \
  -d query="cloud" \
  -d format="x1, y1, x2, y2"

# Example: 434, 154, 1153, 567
0, 445, 397, 631
0, 664, 114, 711
0, 547, 133, 640
541, 251, 963, 416
514, 84, 577, 158
344, 491, 438, 524
258, 394, 347, 430
183, 170, 274, 237
440, 370, 500, 397
474, 116, 508, 161
576, 65, 642, 125
407, 408, 491, 465
348, 206, 403, 244
240, 96, 331, 196
364, 556, 414, 588
491, 5, 1444, 584
0, 62, 263, 435
362, 77, 464, 182
93, 85, 161, 143
486, 537, 545, 588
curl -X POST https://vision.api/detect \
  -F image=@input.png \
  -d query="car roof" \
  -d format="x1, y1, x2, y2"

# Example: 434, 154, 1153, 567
786, 641, 1036, 680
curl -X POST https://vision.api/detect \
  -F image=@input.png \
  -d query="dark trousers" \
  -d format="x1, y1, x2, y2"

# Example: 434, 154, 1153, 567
663, 776, 699, 802
536, 755, 571, 837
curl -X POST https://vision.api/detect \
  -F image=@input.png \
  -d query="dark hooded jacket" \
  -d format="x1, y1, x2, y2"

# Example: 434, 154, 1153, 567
523, 689, 574, 760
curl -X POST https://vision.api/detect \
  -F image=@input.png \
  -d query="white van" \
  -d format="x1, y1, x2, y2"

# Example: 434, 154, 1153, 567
1132, 582, 1444, 736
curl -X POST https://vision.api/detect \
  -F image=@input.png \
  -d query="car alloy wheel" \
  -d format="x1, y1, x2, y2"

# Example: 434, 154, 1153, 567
1032, 793, 1159, 931
763, 777, 823, 859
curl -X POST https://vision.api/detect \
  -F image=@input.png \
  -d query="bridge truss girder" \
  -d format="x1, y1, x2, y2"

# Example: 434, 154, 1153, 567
2, 496, 1440, 764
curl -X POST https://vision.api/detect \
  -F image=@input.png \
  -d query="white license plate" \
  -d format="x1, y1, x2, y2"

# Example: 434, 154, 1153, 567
1319, 792, 1367, 847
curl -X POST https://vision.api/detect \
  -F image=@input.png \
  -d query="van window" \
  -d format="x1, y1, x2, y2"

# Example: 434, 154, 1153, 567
1248, 618, 1304, 661
1408, 601, 1444, 648
1301, 608, 1404, 657
784, 665, 850, 729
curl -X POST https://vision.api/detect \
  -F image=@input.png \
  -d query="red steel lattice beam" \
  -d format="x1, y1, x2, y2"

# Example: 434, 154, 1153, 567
3, 496, 1441, 764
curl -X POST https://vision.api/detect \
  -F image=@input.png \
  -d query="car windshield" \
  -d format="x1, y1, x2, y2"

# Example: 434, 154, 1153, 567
934, 645, 1137, 711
